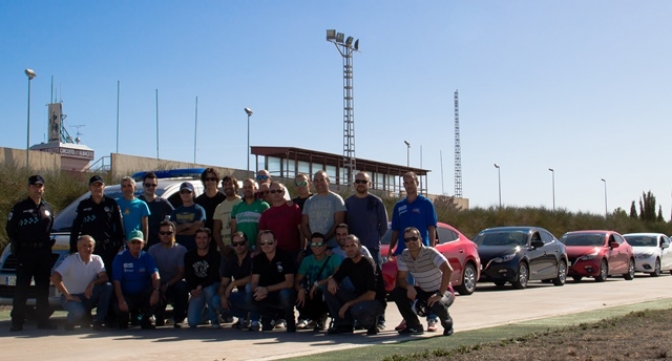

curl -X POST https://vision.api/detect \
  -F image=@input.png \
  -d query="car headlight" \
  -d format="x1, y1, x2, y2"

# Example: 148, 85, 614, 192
636, 253, 654, 259
493, 253, 516, 263
578, 253, 598, 261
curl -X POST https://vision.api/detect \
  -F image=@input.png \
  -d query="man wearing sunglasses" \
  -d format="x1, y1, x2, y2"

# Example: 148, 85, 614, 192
231, 178, 269, 249
256, 169, 291, 202
219, 232, 257, 330
393, 227, 455, 336
258, 182, 303, 262
195, 168, 226, 232
139, 172, 174, 248
292, 173, 313, 211
170, 182, 205, 251
148, 221, 188, 328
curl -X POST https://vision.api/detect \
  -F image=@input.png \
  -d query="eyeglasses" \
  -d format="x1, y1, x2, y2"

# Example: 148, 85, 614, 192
256, 175, 270, 181
259, 240, 274, 246
310, 242, 325, 247
295, 181, 307, 187
205, 177, 218, 182
404, 236, 421, 242
144, 183, 157, 188
159, 231, 173, 236
270, 189, 283, 194
231, 241, 247, 247
354, 179, 368, 184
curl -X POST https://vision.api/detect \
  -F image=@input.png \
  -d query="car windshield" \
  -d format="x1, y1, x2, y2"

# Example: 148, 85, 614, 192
624, 235, 657, 247
560, 234, 604, 246
473, 231, 527, 247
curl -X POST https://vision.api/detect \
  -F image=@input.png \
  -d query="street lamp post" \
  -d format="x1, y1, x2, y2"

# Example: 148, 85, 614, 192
494, 163, 501, 208
404, 140, 410, 167
25, 68, 36, 168
548, 168, 555, 211
601, 178, 608, 218
245, 107, 253, 172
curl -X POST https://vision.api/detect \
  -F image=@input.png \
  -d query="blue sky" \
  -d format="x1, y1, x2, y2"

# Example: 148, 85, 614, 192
2, 1, 672, 217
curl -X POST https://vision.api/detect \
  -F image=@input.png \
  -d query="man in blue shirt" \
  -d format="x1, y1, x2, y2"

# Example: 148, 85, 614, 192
170, 182, 206, 251
117, 176, 150, 241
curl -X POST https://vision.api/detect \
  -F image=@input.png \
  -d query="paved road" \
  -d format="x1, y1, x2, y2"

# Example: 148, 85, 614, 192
1, 274, 671, 361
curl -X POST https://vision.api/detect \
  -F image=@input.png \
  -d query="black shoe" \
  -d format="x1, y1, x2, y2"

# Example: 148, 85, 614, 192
155, 318, 165, 327
141, 322, 155, 330
398, 324, 424, 335
221, 314, 234, 323
92, 321, 105, 331
366, 325, 379, 335
328, 325, 354, 335
10, 325, 23, 332
443, 326, 454, 336
37, 322, 57, 330
261, 321, 274, 332
64, 323, 75, 331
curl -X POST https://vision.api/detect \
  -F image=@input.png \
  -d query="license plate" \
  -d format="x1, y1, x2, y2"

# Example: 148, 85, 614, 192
5, 276, 16, 286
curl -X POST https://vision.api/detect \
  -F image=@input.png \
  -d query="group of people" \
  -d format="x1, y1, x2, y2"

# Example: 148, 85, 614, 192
7, 168, 455, 337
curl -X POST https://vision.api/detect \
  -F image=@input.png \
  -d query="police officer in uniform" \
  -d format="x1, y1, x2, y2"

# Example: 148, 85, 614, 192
6, 175, 56, 331
69, 175, 125, 275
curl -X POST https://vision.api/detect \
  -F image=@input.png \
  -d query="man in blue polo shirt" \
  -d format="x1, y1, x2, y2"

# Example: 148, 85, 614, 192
117, 176, 150, 241
170, 182, 206, 251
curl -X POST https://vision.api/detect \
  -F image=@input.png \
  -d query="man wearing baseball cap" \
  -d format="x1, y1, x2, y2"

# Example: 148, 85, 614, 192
169, 182, 205, 251
70, 175, 125, 275
6, 175, 55, 331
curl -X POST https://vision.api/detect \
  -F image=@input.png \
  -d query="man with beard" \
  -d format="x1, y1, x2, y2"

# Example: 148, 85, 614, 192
212, 176, 242, 256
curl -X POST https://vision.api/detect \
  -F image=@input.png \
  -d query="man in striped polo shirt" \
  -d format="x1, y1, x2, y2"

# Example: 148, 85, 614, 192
392, 226, 455, 336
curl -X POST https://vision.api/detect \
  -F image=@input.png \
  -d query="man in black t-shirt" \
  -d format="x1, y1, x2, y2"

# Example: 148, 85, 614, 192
219, 232, 255, 329
195, 168, 226, 232
139, 172, 174, 248
251, 230, 297, 332
325, 234, 386, 335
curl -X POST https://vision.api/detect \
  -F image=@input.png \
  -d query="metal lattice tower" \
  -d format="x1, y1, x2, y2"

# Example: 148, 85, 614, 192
327, 30, 359, 186
454, 90, 463, 198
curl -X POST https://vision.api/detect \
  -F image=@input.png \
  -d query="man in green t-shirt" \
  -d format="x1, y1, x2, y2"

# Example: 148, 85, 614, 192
231, 178, 270, 249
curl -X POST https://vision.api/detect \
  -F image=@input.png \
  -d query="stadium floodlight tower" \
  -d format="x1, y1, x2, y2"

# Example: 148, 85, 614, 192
326, 29, 359, 187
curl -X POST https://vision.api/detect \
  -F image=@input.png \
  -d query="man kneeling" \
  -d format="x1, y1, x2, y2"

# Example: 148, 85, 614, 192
392, 227, 455, 336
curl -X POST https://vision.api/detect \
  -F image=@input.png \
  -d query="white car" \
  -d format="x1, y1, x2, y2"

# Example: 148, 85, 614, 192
623, 233, 672, 277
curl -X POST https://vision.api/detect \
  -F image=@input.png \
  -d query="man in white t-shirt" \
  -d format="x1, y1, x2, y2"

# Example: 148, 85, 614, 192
51, 235, 113, 331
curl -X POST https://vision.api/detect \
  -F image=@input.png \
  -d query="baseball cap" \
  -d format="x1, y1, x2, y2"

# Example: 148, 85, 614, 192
180, 182, 194, 192
89, 175, 105, 185
28, 175, 45, 185
128, 230, 144, 242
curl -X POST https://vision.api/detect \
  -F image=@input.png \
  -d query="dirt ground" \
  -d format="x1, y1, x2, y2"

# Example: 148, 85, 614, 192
384, 308, 672, 361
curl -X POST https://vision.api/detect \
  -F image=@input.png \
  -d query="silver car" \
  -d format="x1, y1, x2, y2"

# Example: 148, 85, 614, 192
623, 233, 672, 277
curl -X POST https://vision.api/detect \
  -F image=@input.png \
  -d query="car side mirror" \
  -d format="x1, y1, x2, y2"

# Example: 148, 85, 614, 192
662, 243, 670, 249
609, 241, 620, 249
531, 240, 544, 248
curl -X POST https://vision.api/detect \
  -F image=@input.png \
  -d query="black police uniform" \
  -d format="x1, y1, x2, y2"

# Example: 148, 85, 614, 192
5, 197, 55, 329
69, 195, 125, 274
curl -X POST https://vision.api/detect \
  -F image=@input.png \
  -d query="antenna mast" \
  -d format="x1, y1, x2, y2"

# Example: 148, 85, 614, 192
454, 90, 463, 198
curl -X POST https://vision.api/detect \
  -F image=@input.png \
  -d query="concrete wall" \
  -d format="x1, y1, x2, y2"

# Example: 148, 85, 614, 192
109, 153, 252, 180
0, 147, 61, 171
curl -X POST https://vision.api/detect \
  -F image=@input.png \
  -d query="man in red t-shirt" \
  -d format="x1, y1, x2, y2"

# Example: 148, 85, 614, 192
258, 182, 303, 264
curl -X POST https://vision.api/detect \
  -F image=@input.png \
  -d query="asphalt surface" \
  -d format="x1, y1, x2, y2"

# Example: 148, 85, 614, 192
1, 274, 671, 361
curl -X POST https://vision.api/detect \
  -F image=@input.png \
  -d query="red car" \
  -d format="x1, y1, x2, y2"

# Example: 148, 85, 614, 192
559, 230, 635, 282
380, 222, 481, 295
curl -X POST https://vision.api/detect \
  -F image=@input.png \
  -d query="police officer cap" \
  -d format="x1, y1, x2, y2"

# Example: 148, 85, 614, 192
180, 182, 194, 192
28, 175, 45, 185
89, 175, 105, 185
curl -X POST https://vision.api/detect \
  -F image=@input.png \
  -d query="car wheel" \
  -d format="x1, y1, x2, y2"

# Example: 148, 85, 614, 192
494, 280, 506, 287
572, 276, 583, 282
595, 260, 608, 282
512, 262, 529, 289
624, 259, 635, 280
553, 259, 567, 286
456, 263, 477, 295
650, 259, 661, 277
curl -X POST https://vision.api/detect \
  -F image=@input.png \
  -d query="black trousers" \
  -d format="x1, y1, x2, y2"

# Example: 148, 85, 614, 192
113, 287, 159, 325
392, 286, 454, 329
11, 250, 53, 327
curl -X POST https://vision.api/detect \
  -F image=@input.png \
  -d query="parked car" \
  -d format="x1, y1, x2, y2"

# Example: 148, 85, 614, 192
473, 226, 568, 289
559, 230, 635, 282
0, 168, 206, 310
623, 233, 672, 276
380, 222, 480, 295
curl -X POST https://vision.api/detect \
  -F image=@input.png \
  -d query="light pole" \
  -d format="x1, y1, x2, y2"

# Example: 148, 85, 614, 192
404, 140, 410, 167
494, 163, 501, 208
245, 107, 253, 172
601, 178, 608, 218
25, 68, 36, 168
548, 168, 555, 211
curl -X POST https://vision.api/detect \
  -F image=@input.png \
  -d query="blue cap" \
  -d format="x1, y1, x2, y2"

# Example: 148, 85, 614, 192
180, 182, 194, 192
28, 175, 45, 185
128, 230, 144, 242
89, 175, 105, 185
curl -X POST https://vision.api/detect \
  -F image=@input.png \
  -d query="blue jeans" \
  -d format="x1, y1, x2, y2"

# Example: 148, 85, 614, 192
225, 283, 259, 321
60, 282, 113, 324
187, 283, 221, 328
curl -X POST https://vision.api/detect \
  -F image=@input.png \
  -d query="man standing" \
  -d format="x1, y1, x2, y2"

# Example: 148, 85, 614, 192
345, 171, 389, 265
117, 176, 150, 241
212, 176, 242, 255
258, 182, 303, 261
219, 231, 255, 329
70, 175, 125, 274
112, 230, 161, 329
51, 235, 113, 331
256, 169, 290, 201
251, 230, 296, 332
6, 175, 55, 331
170, 182, 205, 251
231, 178, 269, 249
195, 168, 226, 232
139, 172, 174, 248
148, 221, 188, 328
301, 170, 346, 250
393, 227, 455, 336
325, 235, 386, 335
292, 173, 313, 211
185, 228, 222, 328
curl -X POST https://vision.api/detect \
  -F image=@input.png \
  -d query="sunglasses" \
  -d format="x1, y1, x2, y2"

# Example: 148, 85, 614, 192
404, 236, 421, 242
310, 242, 325, 247
256, 175, 270, 181
180, 190, 192, 194
129, 240, 143, 244
205, 177, 218, 182
259, 240, 274, 246
270, 189, 283, 194
159, 231, 173, 236
295, 181, 308, 187
354, 179, 368, 184
144, 183, 157, 188
232, 241, 247, 247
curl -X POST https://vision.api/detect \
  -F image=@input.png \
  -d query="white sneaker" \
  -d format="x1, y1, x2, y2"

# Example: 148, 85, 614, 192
274, 319, 287, 329
427, 319, 438, 332
296, 319, 310, 329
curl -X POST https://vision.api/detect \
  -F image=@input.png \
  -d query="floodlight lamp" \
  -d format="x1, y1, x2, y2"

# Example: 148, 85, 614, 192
354, 39, 359, 51
25, 68, 36, 80
326, 29, 336, 41
494, 163, 500, 168
244, 107, 253, 116
345, 36, 354, 46
336, 32, 345, 43
404, 140, 410, 147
